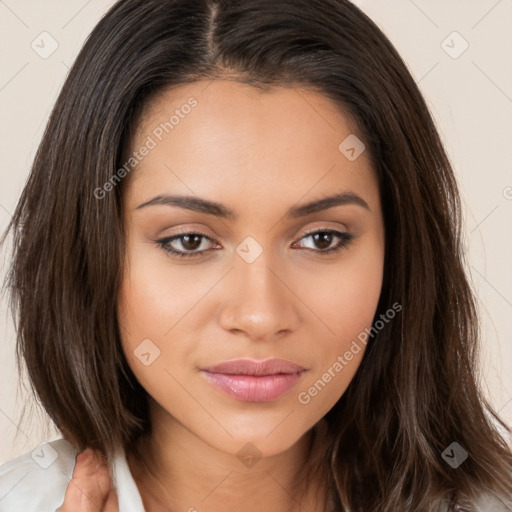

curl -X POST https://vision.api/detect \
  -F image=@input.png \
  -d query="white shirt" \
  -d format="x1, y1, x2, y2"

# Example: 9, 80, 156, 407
0, 438, 146, 512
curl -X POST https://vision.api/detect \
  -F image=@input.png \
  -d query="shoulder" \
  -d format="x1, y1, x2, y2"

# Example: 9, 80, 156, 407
0, 438, 78, 512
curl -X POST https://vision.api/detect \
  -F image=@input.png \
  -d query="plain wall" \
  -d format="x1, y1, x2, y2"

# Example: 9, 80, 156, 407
1, 0, 511, 464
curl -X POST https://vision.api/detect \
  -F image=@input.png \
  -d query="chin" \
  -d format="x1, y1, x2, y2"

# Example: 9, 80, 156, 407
199, 412, 315, 460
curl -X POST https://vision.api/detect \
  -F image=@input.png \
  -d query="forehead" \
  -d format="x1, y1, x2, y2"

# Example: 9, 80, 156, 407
123, 80, 378, 213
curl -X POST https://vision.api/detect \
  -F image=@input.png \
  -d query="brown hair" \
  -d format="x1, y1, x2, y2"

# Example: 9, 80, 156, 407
2, 0, 511, 510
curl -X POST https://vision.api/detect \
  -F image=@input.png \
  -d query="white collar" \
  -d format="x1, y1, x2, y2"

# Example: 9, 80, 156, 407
111, 444, 146, 512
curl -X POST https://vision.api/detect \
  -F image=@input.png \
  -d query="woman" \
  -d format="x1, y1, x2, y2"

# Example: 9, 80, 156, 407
1, 0, 511, 510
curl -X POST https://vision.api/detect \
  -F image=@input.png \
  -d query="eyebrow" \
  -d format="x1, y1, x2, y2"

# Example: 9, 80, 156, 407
135, 191, 371, 218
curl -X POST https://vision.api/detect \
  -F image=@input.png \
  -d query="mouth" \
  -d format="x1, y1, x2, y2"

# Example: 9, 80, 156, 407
199, 358, 307, 402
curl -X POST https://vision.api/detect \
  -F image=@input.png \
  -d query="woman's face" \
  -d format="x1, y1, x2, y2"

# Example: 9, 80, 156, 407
117, 80, 385, 457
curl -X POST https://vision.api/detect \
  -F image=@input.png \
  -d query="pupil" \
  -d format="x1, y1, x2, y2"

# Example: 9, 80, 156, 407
314, 232, 332, 249
182, 234, 201, 250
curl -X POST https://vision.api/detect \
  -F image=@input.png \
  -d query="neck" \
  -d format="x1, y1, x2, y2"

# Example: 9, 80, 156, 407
127, 401, 330, 512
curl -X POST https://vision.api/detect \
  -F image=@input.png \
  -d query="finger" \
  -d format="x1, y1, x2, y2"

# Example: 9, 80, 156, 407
59, 449, 113, 512
103, 487, 119, 512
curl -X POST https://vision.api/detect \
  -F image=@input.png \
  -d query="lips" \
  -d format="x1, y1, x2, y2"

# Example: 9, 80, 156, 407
202, 358, 305, 376
200, 358, 306, 402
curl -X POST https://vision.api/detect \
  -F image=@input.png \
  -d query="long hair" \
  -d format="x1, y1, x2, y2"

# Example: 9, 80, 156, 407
2, 0, 511, 510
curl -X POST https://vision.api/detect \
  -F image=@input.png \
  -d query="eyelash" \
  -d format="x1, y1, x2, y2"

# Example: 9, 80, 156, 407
155, 228, 354, 259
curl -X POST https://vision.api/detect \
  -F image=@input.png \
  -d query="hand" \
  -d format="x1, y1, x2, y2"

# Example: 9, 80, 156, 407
58, 448, 118, 511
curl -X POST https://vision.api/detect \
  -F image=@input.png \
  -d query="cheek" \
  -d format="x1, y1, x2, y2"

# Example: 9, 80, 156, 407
295, 240, 384, 411
117, 234, 213, 340
116, 250, 203, 388
306, 238, 384, 340
117, 265, 177, 345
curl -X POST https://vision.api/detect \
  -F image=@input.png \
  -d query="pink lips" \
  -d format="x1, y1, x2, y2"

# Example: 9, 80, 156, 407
200, 359, 306, 402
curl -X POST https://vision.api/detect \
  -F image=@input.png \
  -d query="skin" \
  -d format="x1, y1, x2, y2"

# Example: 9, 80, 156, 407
62, 80, 385, 511
59, 450, 117, 512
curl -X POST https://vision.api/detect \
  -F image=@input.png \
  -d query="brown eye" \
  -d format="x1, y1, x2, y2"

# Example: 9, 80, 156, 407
292, 229, 354, 254
156, 232, 217, 258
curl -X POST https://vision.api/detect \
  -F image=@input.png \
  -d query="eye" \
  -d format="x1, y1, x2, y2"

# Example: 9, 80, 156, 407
156, 231, 218, 258
292, 229, 354, 254
155, 228, 354, 259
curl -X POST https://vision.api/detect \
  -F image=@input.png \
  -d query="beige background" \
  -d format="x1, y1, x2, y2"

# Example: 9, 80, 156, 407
1, 0, 511, 464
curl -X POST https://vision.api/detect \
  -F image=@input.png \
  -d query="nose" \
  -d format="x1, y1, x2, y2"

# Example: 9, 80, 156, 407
218, 251, 300, 342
